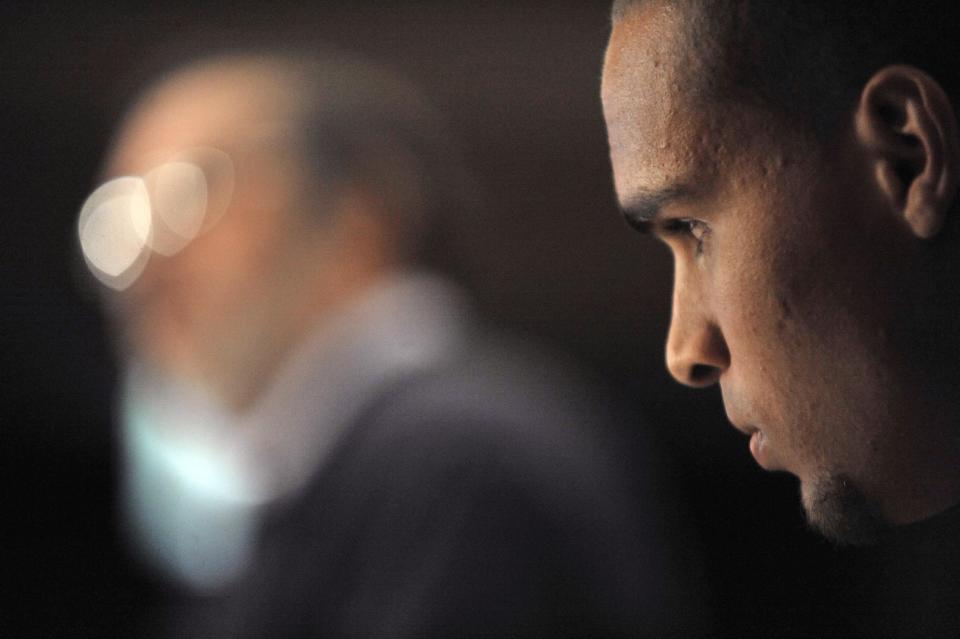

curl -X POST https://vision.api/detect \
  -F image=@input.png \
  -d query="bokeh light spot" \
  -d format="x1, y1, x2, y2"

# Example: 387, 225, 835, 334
78, 176, 152, 290
145, 160, 208, 256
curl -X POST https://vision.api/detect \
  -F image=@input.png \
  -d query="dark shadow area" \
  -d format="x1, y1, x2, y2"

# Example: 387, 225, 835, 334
1, 2, 850, 637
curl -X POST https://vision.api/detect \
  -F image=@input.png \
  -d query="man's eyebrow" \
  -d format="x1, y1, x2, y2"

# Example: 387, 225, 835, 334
619, 186, 692, 233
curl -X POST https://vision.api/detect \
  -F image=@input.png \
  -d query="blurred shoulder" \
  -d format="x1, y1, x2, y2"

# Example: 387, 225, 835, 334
355, 328, 643, 496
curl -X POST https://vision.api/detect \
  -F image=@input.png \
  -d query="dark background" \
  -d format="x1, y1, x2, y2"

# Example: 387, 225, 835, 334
1, 2, 844, 636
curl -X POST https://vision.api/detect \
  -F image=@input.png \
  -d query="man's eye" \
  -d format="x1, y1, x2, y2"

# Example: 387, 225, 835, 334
662, 218, 710, 255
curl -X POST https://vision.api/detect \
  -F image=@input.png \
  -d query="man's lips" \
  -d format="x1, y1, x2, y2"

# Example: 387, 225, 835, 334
731, 422, 779, 470
748, 429, 769, 468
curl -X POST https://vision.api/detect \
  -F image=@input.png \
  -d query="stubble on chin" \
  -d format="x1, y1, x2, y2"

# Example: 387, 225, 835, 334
801, 472, 888, 546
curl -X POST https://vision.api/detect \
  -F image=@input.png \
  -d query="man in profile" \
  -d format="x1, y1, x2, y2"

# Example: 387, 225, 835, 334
602, 0, 960, 635
80, 46, 700, 637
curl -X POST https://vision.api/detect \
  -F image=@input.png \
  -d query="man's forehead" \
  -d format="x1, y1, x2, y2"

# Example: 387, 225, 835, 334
108, 62, 299, 175
602, 3, 733, 210
602, 3, 684, 141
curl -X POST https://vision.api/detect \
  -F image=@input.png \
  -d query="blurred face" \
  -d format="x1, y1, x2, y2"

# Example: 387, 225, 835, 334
103, 63, 330, 410
602, 4, 944, 541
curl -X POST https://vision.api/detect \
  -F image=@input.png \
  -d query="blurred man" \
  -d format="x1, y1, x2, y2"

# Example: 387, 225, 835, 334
603, 0, 960, 635
81, 48, 701, 637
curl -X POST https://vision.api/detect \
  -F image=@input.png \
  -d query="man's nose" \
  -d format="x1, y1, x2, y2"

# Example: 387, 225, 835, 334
665, 279, 729, 388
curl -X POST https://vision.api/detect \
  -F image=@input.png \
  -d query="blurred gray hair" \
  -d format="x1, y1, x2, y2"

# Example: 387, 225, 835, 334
278, 51, 481, 263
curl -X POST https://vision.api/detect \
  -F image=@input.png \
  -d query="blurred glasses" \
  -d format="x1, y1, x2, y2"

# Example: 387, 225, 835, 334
78, 147, 234, 290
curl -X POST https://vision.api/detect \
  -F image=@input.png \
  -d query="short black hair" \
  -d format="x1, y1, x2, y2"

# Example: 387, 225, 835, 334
612, 0, 960, 137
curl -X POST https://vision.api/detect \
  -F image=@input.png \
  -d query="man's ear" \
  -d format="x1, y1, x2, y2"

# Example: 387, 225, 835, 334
854, 65, 960, 239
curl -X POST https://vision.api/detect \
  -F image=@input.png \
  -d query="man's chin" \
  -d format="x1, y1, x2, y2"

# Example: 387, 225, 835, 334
800, 472, 888, 546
